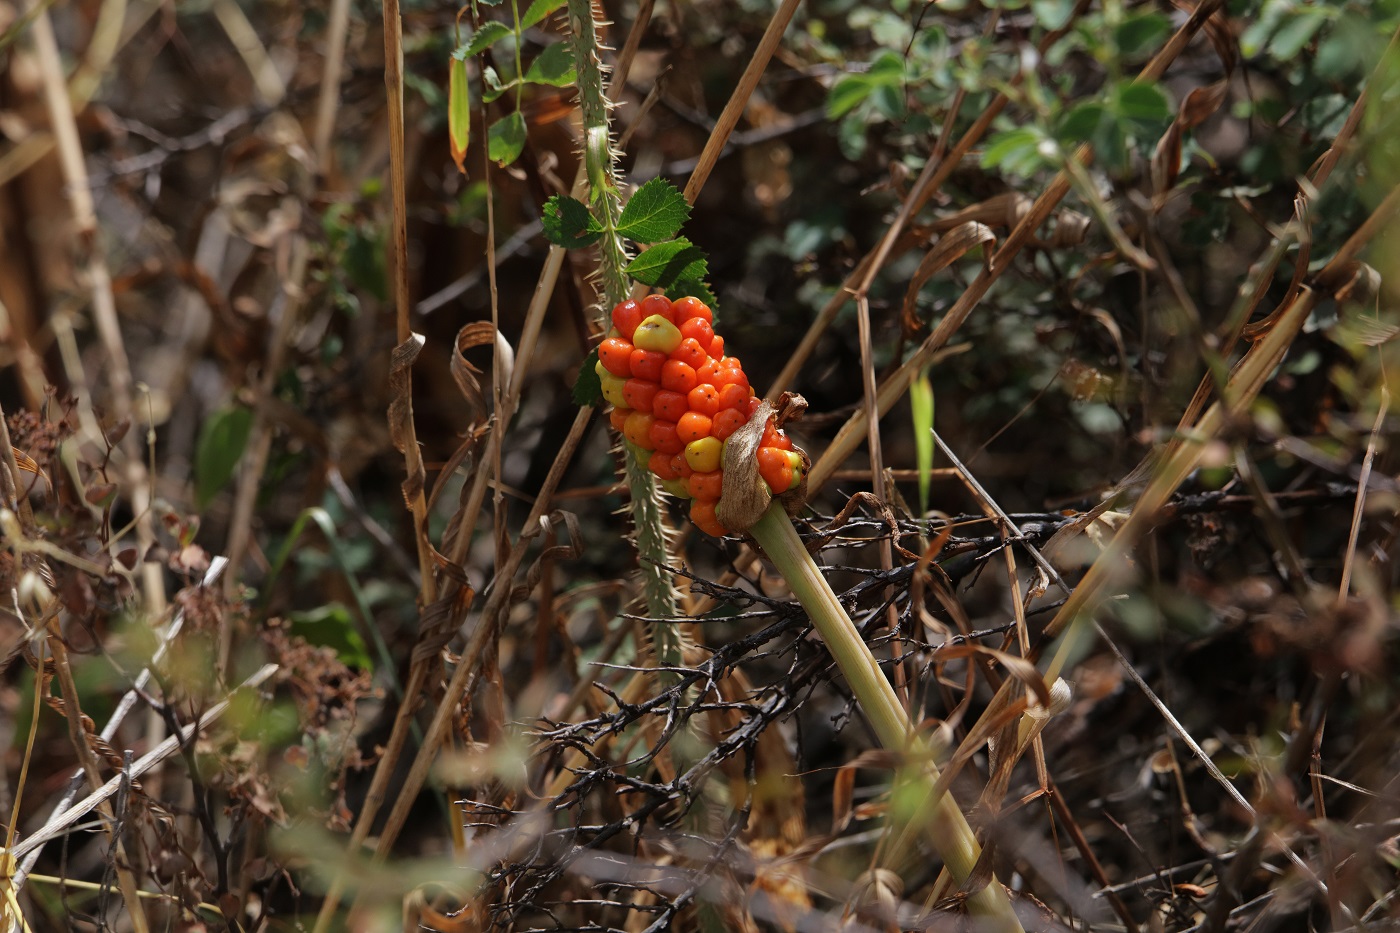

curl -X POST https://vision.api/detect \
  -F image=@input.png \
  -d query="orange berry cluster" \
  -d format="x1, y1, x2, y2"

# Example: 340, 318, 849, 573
597, 294, 804, 537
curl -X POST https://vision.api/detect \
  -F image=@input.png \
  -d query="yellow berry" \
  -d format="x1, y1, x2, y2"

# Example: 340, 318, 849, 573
684, 436, 722, 473
632, 314, 683, 354
599, 371, 628, 408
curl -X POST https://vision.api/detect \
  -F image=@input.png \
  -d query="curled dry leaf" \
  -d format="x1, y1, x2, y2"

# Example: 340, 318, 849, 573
1151, 81, 1229, 209
902, 221, 996, 336
451, 321, 514, 425
388, 333, 426, 507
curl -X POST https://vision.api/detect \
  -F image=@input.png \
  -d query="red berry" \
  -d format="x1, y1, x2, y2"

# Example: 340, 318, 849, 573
672, 337, 709, 371
598, 338, 634, 377
622, 378, 659, 412
708, 335, 724, 359
688, 384, 721, 417
649, 450, 680, 480
743, 395, 762, 417
612, 300, 645, 339
661, 360, 698, 394
648, 419, 684, 455
653, 390, 688, 422
609, 407, 631, 432
712, 408, 747, 440
673, 296, 712, 323
712, 364, 748, 390
686, 470, 724, 500
696, 360, 718, 384
640, 294, 676, 324
679, 317, 714, 348
629, 348, 666, 382
676, 411, 713, 443
670, 453, 693, 479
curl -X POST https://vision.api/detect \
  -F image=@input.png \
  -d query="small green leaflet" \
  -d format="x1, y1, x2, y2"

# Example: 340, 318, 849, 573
524, 42, 574, 86
488, 111, 526, 166
541, 194, 603, 247
521, 0, 565, 29
665, 277, 716, 310
462, 21, 511, 59
195, 405, 253, 510
626, 238, 708, 289
616, 178, 691, 243
573, 347, 602, 407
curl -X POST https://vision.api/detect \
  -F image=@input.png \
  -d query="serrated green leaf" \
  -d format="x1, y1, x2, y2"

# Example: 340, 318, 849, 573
574, 348, 602, 407
195, 406, 253, 510
626, 238, 708, 289
664, 277, 716, 309
523, 41, 574, 87
462, 20, 512, 59
448, 54, 470, 175
488, 111, 526, 165
521, 0, 566, 29
541, 194, 603, 247
616, 178, 691, 243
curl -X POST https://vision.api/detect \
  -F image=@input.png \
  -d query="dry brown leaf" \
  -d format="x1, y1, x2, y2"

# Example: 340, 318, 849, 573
902, 221, 996, 335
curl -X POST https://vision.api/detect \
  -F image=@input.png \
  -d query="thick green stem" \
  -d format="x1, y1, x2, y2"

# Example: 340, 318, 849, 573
749, 504, 1024, 932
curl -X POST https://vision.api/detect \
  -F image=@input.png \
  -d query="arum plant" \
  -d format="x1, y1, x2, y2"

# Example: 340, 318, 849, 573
551, 3, 1028, 928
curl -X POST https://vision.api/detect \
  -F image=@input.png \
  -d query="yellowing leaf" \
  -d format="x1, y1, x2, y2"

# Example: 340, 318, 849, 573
448, 54, 470, 175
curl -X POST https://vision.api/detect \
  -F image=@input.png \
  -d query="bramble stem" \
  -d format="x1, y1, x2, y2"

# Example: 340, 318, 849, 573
749, 503, 1024, 932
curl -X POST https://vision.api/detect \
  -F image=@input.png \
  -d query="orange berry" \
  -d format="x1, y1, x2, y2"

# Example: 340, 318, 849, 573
609, 406, 631, 432
676, 411, 713, 443
661, 360, 698, 393
717, 383, 750, 411
670, 453, 693, 478
711, 408, 747, 441
623, 411, 655, 450
688, 384, 721, 417
686, 470, 724, 500
690, 499, 727, 537
713, 363, 747, 389
679, 317, 714, 349
629, 348, 666, 382
598, 337, 634, 377
611, 299, 645, 339
708, 335, 724, 359
672, 337, 710, 370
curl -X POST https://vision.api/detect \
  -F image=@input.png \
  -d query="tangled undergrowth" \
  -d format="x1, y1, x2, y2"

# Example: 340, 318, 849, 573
3, 0, 1400, 930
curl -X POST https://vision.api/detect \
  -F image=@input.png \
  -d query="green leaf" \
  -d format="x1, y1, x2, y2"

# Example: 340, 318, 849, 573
1113, 12, 1171, 60
1031, 0, 1074, 31
910, 369, 934, 517
664, 277, 716, 309
521, 0, 566, 29
487, 111, 526, 165
195, 406, 253, 510
524, 41, 575, 86
827, 75, 873, 119
626, 238, 709, 289
1113, 82, 1170, 124
982, 126, 1056, 175
1268, 10, 1326, 59
462, 20, 512, 59
541, 194, 603, 247
616, 178, 691, 243
482, 66, 515, 103
288, 604, 372, 670
448, 53, 470, 175
574, 348, 602, 407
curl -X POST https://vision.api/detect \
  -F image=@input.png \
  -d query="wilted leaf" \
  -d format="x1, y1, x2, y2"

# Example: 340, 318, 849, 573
453, 322, 512, 424
448, 53, 471, 175
616, 178, 691, 243
902, 221, 995, 335
195, 406, 253, 510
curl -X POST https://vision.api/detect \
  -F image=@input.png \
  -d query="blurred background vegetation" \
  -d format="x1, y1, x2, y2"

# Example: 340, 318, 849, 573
3, 0, 1400, 929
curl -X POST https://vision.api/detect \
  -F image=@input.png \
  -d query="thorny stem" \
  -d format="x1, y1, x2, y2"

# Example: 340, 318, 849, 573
566, 0, 683, 648
749, 504, 1025, 933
